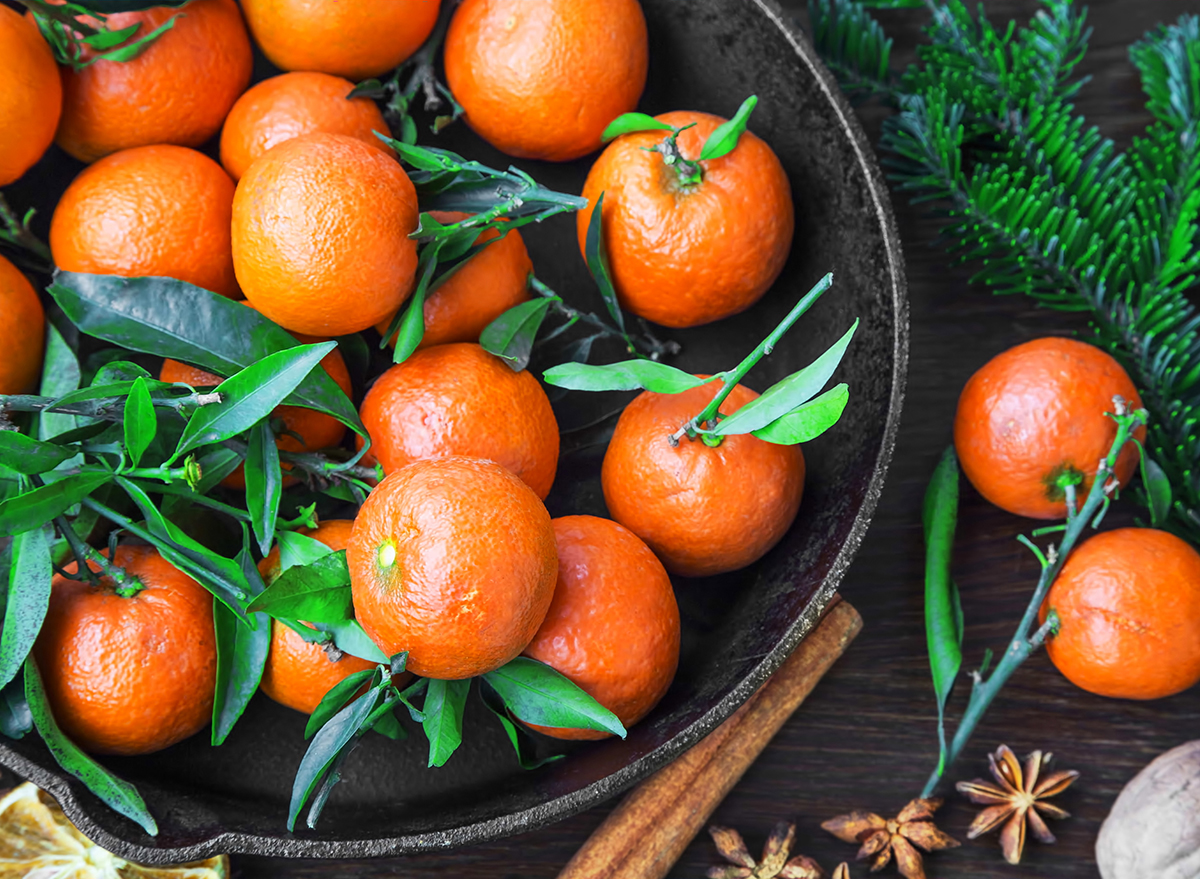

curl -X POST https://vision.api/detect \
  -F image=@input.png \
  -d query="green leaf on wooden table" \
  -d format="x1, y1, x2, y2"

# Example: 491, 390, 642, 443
602, 112, 675, 142
482, 656, 625, 737
480, 298, 555, 372
543, 360, 706, 395
0, 432, 79, 475
122, 377, 155, 468
247, 551, 352, 623
24, 659, 158, 835
0, 472, 113, 538
923, 446, 962, 777
49, 273, 362, 434
748, 383, 850, 445
305, 668, 378, 740
478, 681, 564, 770
0, 677, 31, 740
699, 95, 759, 161
422, 678, 470, 768
583, 193, 625, 332
711, 320, 858, 437
277, 530, 334, 572
172, 342, 335, 460
1140, 452, 1173, 527
38, 324, 80, 443
0, 526, 51, 691
386, 243, 442, 364
245, 421, 283, 556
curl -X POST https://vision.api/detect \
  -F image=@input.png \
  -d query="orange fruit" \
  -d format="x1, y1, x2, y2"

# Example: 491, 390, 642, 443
577, 110, 795, 328
375, 211, 532, 350
0, 5, 61, 186
257, 520, 378, 715
954, 337, 1146, 519
602, 378, 805, 577
357, 343, 559, 499
444, 0, 648, 162
1041, 527, 1200, 700
523, 515, 679, 740
219, 71, 392, 182
0, 255, 45, 395
54, 0, 252, 164
232, 132, 419, 337
50, 144, 239, 298
33, 545, 217, 756
240, 0, 439, 81
347, 456, 558, 680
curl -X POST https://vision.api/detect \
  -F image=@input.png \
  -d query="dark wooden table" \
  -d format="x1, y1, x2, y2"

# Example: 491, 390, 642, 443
80, 1, 1200, 876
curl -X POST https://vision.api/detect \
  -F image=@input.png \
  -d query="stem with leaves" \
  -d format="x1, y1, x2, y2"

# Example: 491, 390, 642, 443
530, 276, 678, 362
53, 515, 143, 597
0, 194, 52, 273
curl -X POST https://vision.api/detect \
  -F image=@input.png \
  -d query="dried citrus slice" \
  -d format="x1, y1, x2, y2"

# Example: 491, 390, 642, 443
0, 782, 228, 879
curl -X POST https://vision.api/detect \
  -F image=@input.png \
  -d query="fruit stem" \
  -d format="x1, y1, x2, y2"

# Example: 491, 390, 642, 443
0, 193, 52, 273
919, 399, 1147, 798
650, 124, 705, 187
530, 275, 680, 361
53, 515, 144, 597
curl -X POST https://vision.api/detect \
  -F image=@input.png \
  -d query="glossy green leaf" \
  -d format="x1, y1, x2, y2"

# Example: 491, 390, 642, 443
543, 360, 705, 394
0, 526, 51, 690
277, 530, 334, 572
211, 603, 270, 746
422, 678, 470, 768
478, 681, 563, 770
246, 551, 352, 623
1141, 453, 1173, 527
602, 112, 674, 141
0, 431, 79, 475
923, 446, 961, 776
346, 78, 386, 100
245, 421, 283, 556
173, 342, 335, 460
314, 619, 389, 664
699, 95, 758, 161
81, 21, 139, 49
712, 320, 858, 436
305, 668, 377, 740
371, 706, 406, 740
482, 657, 625, 737
25, 659, 157, 835
480, 298, 554, 371
52, 378, 170, 408
0, 677, 31, 740
76, 13, 180, 63
389, 245, 441, 364
122, 377, 155, 468
38, 324, 80, 443
748, 383, 850, 445
0, 472, 112, 538
583, 193, 625, 332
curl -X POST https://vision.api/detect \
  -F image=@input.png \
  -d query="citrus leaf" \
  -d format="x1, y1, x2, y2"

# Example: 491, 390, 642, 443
81, 13, 179, 63
583, 193, 625, 332
277, 530, 334, 573
0, 432, 78, 475
80, 21, 138, 49
712, 320, 858, 437
346, 78, 386, 100
246, 551, 352, 622
749, 383, 850, 445
0, 526, 51, 690
602, 112, 674, 141
24, 659, 158, 835
422, 678, 470, 768
0, 677, 31, 740
370, 706, 406, 740
543, 360, 705, 394
244, 421, 282, 556
51, 378, 171, 408
478, 681, 564, 770
1141, 453, 1173, 527
480, 298, 554, 371
122, 377, 155, 468
699, 95, 758, 161
0, 472, 112, 538
211, 603, 270, 747
923, 446, 962, 776
173, 342, 335, 460
313, 619, 388, 664
481, 656, 625, 737
305, 668, 377, 740
37, 324, 80, 443
389, 244, 441, 364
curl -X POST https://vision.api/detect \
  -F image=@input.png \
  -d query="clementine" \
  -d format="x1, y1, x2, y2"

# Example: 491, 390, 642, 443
1041, 527, 1200, 700
954, 337, 1145, 519
0, 255, 45, 395
577, 110, 794, 328
523, 515, 679, 740
54, 0, 252, 164
50, 144, 239, 298
33, 545, 217, 756
376, 211, 532, 350
231, 133, 419, 337
347, 456, 558, 680
356, 343, 559, 499
602, 378, 805, 577
0, 5, 61, 186
240, 0, 439, 81
444, 0, 648, 161
219, 71, 393, 182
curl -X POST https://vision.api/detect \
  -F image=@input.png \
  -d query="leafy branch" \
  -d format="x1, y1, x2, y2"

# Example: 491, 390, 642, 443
19, 0, 186, 70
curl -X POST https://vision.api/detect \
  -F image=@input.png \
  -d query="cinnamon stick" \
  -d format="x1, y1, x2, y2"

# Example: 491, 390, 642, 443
556, 598, 862, 879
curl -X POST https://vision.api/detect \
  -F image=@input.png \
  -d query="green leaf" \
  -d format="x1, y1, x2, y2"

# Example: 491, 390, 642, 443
699, 95, 758, 161
480, 298, 554, 371
481, 657, 625, 737
583, 194, 626, 333
543, 360, 706, 394
0, 472, 112, 538
389, 244, 441, 364
122, 377, 155, 468
244, 422, 283, 556
81, 21, 139, 49
923, 446, 962, 776
305, 668, 377, 740
24, 659, 157, 835
1141, 453, 1173, 527
422, 678, 470, 767
371, 706, 406, 740
86, 13, 180, 63
314, 619, 388, 664
712, 320, 858, 437
49, 273, 363, 435
0, 677, 31, 740
211, 604, 270, 746
602, 112, 674, 141
38, 324, 80, 443
0, 431, 79, 475
277, 530, 334, 573
246, 551, 352, 623
748, 384, 850, 445
346, 78, 386, 100
172, 342, 335, 460
478, 681, 565, 770
0, 526, 51, 690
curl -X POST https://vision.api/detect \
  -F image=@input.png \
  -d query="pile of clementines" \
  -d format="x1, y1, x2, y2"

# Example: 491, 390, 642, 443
0, 0, 811, 778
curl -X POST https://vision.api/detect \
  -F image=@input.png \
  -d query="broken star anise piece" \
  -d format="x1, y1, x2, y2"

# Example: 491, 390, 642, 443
956, 744, 1079, 865
707, 821, 826, 879
821, 798, 959, 879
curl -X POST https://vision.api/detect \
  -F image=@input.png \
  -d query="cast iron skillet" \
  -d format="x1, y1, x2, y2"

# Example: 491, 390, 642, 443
0, 0, 907, 862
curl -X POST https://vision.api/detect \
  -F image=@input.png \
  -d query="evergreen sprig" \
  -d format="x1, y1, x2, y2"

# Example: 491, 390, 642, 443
809, 0, 1200, 542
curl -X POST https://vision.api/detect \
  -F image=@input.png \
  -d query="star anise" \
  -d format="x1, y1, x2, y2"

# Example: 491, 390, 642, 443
956, 744, 1079, 865
707, 821, 826, 879
821, 798, 959, 879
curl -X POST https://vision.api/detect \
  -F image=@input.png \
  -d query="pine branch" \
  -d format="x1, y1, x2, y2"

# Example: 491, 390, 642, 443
808, 0, 904, 101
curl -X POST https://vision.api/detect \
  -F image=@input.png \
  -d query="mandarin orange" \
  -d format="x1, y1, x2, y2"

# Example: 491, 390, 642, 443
0, 255, 45, 395
0, 5, 61, 186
